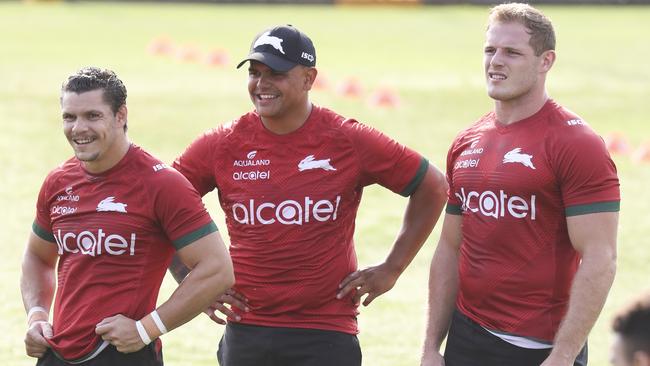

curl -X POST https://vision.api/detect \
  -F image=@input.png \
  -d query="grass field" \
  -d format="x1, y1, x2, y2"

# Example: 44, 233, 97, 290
1, 2, 649, 365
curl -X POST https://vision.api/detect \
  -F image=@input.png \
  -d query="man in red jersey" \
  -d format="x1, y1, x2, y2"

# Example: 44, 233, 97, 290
610, 291, 650, 366
421, 3, 620, 366
21, 67, 235, 366
171, 24, 448, 366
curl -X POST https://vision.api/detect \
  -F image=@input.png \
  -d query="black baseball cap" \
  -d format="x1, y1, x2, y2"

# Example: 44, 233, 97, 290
237, 25, 316, 72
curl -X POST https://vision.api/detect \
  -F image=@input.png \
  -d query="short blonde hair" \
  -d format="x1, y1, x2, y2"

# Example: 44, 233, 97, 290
488, 3, 556, 56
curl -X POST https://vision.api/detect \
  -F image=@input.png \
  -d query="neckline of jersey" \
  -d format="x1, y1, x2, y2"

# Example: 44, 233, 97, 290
493, 99, 554, 133
256, 104, 319, 139
78, 144, 135, 178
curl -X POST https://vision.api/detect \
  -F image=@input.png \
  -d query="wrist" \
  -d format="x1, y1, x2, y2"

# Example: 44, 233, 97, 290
422, 338, 442, 354
547, 347, 575, 364
27, 306, 49, 326
136, 309, 168, 345
382, 259, 406, 277
135, 320, 152, 345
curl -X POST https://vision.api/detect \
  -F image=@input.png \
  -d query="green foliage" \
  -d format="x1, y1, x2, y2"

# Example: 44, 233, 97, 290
2, 2, 649, 365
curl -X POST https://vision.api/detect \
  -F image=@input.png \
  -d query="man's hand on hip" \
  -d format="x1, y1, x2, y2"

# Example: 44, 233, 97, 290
337, 263, 400, 306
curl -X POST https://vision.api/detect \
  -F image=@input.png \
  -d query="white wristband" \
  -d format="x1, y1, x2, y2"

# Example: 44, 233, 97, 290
135, 320, 152, 345
27, 306, 48, 323
150, 310, 168, 335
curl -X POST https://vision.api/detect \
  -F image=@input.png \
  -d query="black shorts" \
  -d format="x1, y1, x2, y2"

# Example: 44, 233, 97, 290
217, 322, 362, 366
444, 310, 588, 366
36, 343, 163, 366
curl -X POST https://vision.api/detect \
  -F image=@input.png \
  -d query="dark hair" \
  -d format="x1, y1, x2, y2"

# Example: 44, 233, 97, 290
61, 67, 127, 115
612, 292, 650, 361
488, 3, 556, 56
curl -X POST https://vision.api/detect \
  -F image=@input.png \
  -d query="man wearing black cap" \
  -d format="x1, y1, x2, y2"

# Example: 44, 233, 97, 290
171, 24, 448, 366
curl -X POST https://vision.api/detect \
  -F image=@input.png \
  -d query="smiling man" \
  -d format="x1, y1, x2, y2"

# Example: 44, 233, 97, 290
20, 67, 234, 366
421, 3, 620, 366
171, 24, 448, 366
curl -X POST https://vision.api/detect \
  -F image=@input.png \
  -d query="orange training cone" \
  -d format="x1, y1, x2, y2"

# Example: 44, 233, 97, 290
204, 49, 230, 67
175, 44, 201, 63
604, 132, 631, 155
368, 87, 400, 108
337, 77, 363, 98
147, 37, 175, 56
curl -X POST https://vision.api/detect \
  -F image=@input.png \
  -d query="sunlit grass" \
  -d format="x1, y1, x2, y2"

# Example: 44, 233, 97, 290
1, 2, 649, 365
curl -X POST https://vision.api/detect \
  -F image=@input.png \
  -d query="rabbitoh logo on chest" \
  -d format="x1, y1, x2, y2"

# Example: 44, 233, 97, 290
96, 197, 128, 213
298, 155, 336, 172
503, 148, 536, 169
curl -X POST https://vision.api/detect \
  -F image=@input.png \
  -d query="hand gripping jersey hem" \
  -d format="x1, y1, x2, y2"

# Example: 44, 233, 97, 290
399, 157, 429, 197
565, 200, 620, 217
51, 340, 109, 364
172, 220, 218, 249
445, 203, 462, 215
32, 221, 56, 243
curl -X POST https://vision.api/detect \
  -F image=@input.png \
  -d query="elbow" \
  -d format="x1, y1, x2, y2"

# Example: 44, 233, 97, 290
608, 250, 617, 278
603, 243, 617, 278
202, 267, 235, 303
213, 258, 235, 293
581, 245, 617, 282
193, 254, 236, 298
223, 268, 236, 290
603, 256, 617, 289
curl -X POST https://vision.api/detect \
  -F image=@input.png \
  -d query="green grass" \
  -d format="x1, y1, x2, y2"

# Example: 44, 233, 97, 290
1, 2, 649, 365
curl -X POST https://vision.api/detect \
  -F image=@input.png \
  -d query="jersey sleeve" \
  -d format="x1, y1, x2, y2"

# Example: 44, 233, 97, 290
32, 175, 56, 243
549, 126, 620, 216
173, 129, 219, 196
343, 120, 428, 197
152, 168, 218, 250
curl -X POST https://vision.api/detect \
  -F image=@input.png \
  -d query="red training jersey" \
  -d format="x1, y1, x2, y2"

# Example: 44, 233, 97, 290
174, 105, 427, 334
33, 145, 217, 361
446, 100, 620, 342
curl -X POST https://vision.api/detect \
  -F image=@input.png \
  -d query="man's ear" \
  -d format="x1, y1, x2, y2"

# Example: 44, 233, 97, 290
304, 67, 318, 91
116, 104, 128, 129
540, 49, 556, 73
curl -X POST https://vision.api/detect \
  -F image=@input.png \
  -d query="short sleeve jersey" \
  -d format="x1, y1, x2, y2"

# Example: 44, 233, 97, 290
173, 105, 427, 334
33, 145, 217, 361
446, 100, 620, 342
